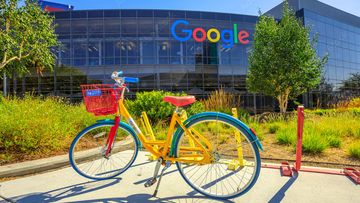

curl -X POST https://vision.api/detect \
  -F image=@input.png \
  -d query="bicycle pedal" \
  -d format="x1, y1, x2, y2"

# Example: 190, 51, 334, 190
144, 178, 157, 187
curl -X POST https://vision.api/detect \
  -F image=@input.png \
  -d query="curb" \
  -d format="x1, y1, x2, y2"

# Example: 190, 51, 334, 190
0, 142, 136, 178
0, 154, 69, 178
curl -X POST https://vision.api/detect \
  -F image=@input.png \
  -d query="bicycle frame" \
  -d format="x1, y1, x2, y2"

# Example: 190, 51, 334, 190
107, 91, 213, 164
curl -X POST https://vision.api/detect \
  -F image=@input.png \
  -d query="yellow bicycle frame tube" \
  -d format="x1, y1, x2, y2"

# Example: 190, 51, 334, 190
117, 99, 212, 164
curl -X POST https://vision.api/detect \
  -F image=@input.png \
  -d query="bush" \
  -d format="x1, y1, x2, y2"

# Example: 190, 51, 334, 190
268, 123, 281, 134
250, 123, 265, 141
325, 136, 341, 148
276, 128, 296, 145
237, 109, 251, 121
311, 109, 336, 116
302, 131, 328, 154
348, 141, 360, 159
0, 95, 98, 157
320, 129, 341, 148
345, 127, 360, 139
125, 91, 184, 123
187, 101, 205, 116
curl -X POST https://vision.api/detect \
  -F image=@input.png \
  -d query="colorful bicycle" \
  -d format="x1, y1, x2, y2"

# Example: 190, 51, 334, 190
69, 71, 263, 199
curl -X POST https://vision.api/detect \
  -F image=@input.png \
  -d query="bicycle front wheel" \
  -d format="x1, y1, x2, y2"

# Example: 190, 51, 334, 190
69, 122, 138, 180
174, 113, 261, 199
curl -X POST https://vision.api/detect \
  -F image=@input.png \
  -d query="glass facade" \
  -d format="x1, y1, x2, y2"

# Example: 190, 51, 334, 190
2, 7, 359, 112
51, 10, 255, 94
302, 9, 360, 107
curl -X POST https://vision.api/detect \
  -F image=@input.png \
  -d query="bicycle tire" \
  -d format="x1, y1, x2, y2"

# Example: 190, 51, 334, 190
174, 112, 261, 199
69, 121, 139, 180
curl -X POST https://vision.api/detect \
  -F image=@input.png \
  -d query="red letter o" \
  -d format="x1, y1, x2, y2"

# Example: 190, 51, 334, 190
193, 28, 207, 42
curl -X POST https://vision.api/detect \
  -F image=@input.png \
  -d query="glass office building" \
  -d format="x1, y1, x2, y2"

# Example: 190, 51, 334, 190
2, 0, 360, 112
267, 0, 360, 108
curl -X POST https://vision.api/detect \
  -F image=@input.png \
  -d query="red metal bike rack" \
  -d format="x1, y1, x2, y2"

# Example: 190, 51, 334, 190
278, 106, 304, 177
280, 162, 293, 176
262, 106, 358, 184
294, 106, 304, 172
344, 168, 360, 184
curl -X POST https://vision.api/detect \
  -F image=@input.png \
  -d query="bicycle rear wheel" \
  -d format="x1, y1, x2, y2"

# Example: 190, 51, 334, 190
69, 122, 138, 180
174, 113, 261, 199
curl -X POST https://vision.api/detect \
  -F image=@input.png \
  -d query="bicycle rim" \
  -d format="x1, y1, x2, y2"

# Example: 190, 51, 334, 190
175, 116, 260, 199
69, 123, 138, 180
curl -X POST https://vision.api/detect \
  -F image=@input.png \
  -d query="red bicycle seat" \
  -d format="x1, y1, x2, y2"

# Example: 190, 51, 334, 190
163, 96, 196, 107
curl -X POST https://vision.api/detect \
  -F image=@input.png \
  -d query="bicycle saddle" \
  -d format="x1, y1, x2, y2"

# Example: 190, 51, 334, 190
163, 96, 196, 107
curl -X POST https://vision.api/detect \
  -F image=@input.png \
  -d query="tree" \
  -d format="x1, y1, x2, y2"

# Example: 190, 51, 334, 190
0, 0, 58, 75
247, 1, 327, 113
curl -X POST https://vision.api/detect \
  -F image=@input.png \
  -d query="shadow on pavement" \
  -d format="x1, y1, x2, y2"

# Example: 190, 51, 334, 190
133, 168, 179, 185
269, 171, 299, 203
5, 178, 235, 203
8, 178, 121, 203
65, 193, 235, 203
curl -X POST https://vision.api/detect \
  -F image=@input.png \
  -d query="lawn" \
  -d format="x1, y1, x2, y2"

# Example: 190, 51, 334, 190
247, 109, 360, 167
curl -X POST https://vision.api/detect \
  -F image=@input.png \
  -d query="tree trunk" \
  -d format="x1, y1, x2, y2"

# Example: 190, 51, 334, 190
277, 89, 290, 113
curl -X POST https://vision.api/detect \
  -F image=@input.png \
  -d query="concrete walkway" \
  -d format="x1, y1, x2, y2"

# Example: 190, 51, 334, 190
0, 151, 359, 203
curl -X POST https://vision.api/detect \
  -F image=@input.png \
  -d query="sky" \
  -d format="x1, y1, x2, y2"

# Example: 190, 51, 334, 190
45, 0, 360, 17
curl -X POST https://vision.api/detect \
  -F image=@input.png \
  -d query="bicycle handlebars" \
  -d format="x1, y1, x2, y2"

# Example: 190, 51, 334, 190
124, 77, 139, 83
111, 71, 139, 85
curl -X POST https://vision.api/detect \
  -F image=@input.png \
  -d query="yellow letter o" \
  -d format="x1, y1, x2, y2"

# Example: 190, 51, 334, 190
207, 28, 220, 43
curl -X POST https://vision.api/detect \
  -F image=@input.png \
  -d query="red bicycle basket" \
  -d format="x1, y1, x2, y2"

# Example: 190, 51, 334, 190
81, 84, 123, 116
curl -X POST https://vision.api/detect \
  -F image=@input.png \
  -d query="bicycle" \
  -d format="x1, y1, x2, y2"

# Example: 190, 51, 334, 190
69, 71, 263, 199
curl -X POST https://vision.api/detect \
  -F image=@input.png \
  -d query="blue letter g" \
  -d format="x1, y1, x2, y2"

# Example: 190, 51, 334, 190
171, 20, 192, 42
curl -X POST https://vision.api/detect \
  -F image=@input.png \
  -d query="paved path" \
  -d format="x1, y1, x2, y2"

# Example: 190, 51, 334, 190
0, 151, 359, 203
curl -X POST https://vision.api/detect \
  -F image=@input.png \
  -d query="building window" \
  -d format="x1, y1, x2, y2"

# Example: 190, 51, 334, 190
120, 41, 139, 64
141, 41, 155, 64
88, 41, 100, 66
158, 41, 170, 64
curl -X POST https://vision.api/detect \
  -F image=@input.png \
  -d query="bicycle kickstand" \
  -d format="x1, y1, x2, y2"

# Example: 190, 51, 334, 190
152, 161, 171, 197
144, 158, 162, 187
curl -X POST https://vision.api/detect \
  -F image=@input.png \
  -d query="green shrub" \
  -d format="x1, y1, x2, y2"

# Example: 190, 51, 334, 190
125, 91, 184, 123
0, 95, 98, 156
276, 128, 296, 145
187, 101, 205, 116
325, 136, 341, 148
250, 123, 265, 141
319, 128, 340, 137
348, 141, 360, 159
237, 109, 251, 122
345, 127, 360, 139
268, 123, 281, 134
348, 108, 360, 116
319, 129, 341, 148
302, 131, 328, 154
311, 109, 336, 116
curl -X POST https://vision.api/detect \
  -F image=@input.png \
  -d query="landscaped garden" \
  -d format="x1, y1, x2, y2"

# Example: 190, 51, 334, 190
0, 90, 359, 168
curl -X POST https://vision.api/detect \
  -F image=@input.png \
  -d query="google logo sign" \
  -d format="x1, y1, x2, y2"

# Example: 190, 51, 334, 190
171, 20, 250, 48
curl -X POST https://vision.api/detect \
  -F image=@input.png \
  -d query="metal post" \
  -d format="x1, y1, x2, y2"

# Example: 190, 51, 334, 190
3, 72, 6, 96
295, 105, 304, 171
